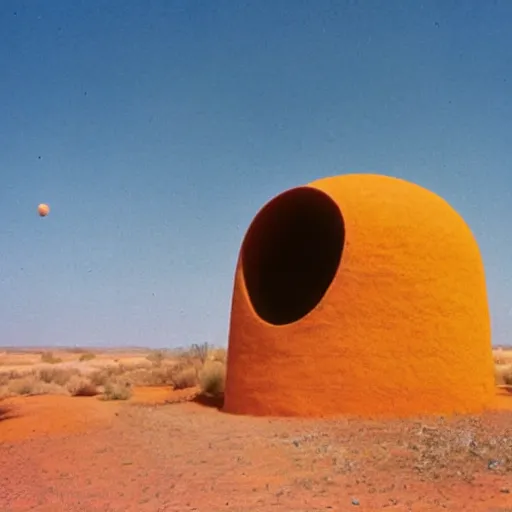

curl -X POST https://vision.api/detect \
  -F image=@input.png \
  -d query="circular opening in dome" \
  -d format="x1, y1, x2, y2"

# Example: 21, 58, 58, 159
241, 187, 345, 326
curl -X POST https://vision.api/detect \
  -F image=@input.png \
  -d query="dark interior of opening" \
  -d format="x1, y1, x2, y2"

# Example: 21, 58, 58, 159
241, 187, 345, 326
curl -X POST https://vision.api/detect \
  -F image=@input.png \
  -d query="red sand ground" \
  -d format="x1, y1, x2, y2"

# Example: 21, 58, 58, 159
1, 388, 512, 512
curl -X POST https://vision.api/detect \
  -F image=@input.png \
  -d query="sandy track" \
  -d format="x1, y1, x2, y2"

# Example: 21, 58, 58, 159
1, 390, 512, 511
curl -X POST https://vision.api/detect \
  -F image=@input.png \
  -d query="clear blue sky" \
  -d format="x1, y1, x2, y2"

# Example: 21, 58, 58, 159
1, 1, 511, 348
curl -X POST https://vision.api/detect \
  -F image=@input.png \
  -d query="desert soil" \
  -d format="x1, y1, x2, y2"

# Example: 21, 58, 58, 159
1, 388, 512, 512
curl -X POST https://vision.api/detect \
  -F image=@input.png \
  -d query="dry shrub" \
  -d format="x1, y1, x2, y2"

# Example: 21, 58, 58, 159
89, 370, 108, 387
495, 364, 512, 386
494, 348, 512, 366
0, 385, 11, 399
146, 350, 166, 366
198, 360, 225, 396
89, 365, 126, 386
124, 366, 171, 387
169, 364, 198, 390
126, 349, 205, 390
89, 363, 150, 388
66, 375, 98, 396
8, 376, 38, 395
174, 343, 209, 366
0, 370, 25, 387
189, 343, 209, 365
38, 367, 79, 386
40, 351, 62, 364
117, 359, 200, 388
209, 347, 227, 363
79, 352, 96, 362
120, 367, 151, 386
134, 344, 224, 391
494, 351, 505, 365
7, 376, 65, 396
101, 381, 132, 401
502, 366, 512, 386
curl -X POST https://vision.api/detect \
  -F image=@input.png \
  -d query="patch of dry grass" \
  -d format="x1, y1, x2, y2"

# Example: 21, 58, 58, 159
198, 360, 225, 396
0, 370, 26, 387
495, 364, 512, 386
190, 343, 210, 364
121, 364, 179, 387
502, 367, 512, 386
40, 351, 63, 364
169, 364, 199, 390
66, 375, 98, 397
89, 367, 120, 387
493, 348, 512, 366
7, 375, 67, 397
38, 367, 80, 386
209, 347, 227, 364
0, 344, 227, 401
4, 344, 511, 407
79, 352, 96, 362
101, 381, 132, 401
146, 349, 167, 366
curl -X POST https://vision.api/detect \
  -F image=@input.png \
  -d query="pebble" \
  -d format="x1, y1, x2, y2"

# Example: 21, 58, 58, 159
487, 459, 499, 470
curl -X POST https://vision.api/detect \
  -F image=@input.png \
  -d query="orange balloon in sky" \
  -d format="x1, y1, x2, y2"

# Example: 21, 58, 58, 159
38, 203, 50, 217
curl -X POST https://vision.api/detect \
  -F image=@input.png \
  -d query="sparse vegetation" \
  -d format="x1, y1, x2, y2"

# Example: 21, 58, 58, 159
0, 344, 226, 401
102, 381, 132, 401
0, 370, 25, 387
7, 377, 36, 396
89, 367, 120, 387
2, 346, 511, 407
79, 352, 96, 362
7, 375, 65, 397
503, 367, 512, 386
38, 367, 79, 386
66, 375, 98, 397
209, 347, 227, 364
189, 343, 210, 365
198, 360, 225, 396
146, 349, 166, 366
169, 364, 199, 390
494, 361, 512, 386
40, 351, 63, 364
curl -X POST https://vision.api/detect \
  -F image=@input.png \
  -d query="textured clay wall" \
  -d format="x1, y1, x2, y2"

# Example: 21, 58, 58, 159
223, 173, 495, 418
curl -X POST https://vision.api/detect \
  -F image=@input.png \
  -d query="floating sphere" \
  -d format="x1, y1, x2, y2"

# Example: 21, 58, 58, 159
38, 203, 50, 217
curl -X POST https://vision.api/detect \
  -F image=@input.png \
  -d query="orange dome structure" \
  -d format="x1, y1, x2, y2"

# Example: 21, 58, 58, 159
223, 173, 495, 418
